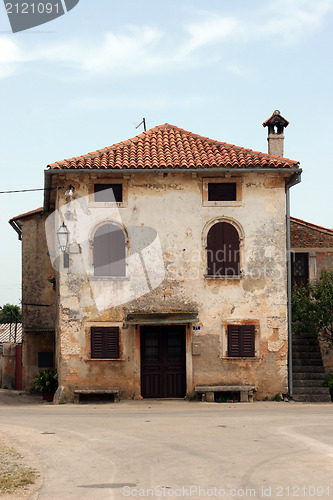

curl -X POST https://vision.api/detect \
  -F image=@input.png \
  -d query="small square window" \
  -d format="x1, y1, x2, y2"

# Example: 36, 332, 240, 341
94, 184, 123, 203
208, 182, 236, 201
38, 352, 54, 368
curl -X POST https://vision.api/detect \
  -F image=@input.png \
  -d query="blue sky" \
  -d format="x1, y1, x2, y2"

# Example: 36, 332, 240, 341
0, 0, 332, 305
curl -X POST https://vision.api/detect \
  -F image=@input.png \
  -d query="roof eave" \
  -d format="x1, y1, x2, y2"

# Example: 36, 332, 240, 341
44, 166, 301, 175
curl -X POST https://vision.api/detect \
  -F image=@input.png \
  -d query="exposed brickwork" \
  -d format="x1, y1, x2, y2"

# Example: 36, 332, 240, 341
291, 217, 333, 248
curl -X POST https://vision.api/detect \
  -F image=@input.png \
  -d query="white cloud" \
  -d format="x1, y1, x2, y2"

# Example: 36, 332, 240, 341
0, 36, 24, 78
0, 0, 331, 80
255, 0, 333, 44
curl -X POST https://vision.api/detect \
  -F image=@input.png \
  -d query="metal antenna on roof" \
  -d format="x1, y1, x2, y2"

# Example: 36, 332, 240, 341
136, 117, 146, 132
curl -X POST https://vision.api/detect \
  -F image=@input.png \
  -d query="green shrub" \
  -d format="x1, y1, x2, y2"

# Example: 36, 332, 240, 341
323, 373, 333, 390
33, 370, 58, 393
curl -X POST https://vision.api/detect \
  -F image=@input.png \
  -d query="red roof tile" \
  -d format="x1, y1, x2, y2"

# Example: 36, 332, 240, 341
290, 217, 333, 235
290, 217, 333, 248
10, 207, 43, 222
48, 124, 299, 171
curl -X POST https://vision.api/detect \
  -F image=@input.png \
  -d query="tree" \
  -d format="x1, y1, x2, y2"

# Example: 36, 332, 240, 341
292, 270, 333, 345
0, 304, 22, 324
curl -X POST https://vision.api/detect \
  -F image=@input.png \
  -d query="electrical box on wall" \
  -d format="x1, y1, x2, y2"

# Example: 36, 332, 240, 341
192, 342, 201, 356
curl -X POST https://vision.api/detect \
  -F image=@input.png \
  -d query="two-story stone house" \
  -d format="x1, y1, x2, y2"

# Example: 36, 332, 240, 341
10, 112, 301, 401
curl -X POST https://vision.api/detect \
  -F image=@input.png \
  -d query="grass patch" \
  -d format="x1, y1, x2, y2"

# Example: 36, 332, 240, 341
0, 442, 38, 494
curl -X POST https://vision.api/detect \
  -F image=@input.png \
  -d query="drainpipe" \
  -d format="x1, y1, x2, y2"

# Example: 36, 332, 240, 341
286, 172, 301, 399
9, 219, 22, 240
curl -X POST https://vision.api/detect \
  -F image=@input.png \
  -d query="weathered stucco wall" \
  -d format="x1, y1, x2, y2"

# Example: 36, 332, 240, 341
19, 214, 56, 391
53, 171, 289, 400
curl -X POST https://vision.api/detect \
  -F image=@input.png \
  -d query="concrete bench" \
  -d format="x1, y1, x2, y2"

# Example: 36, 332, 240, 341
73, 389, 120, 404
194, 385, 257, 403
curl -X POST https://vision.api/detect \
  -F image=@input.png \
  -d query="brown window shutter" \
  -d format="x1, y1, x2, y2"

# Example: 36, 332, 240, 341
207, 222, 240, 276
228, 325, 255, 357
91, 327, 119, 359
222, 222, 240, 276
105, 327, 119, 359
240, 325, 255, 357
91, 327, 104, 358
207, 222, 224, 275
228, 325, 241, 356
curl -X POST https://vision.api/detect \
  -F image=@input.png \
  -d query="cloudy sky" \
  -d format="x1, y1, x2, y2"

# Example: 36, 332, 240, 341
0, 0, 332, 305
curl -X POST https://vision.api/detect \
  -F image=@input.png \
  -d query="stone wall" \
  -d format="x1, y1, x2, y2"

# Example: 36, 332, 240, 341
17, 213, 56, 391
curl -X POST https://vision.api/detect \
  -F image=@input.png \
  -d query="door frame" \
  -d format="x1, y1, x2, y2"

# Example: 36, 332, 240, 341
134, 323, 193, 398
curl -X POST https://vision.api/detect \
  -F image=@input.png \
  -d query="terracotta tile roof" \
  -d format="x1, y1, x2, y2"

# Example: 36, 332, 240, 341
291, 217, 333, 248
48, 124, 299, 171
10, 207, 43, 222
291, 217, 333, 234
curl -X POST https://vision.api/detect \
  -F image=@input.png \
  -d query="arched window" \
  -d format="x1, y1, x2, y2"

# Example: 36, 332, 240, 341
93, 223, 126, 277
207, 222, 240, 276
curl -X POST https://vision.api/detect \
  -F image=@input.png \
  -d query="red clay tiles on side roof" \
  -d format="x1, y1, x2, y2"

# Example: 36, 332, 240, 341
48, 123, 299, 171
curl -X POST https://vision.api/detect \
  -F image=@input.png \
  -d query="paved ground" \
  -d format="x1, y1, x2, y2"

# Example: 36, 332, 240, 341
0, 390, 333, 500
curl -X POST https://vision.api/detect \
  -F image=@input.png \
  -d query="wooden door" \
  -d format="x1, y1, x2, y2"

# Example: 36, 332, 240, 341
141, 325, 186, 398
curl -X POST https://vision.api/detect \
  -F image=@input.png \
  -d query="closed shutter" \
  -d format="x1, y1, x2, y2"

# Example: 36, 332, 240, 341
228, 325, 255, 357
241, 325, 255, 357
91, 327, 119, 359
207, 222, 240, 276
207, 222, 224, 275
228, 325, 241, 356
222, 222, 240, 276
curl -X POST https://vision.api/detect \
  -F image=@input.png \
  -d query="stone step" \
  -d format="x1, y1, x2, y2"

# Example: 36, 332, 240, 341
292, 359, 325, 367
293, 332, 319, 339
293, 379, 327, 388
292, 353, 324, 362
292, 341, 321, 348
293, 371, 327, 381
292, 386, 330, 395
292, 365, 325, 373
293, 394, 332, 403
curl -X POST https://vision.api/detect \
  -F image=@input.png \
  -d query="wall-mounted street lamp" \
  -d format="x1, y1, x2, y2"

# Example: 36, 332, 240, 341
65, 185, 75, 197
56, 222, 70, 253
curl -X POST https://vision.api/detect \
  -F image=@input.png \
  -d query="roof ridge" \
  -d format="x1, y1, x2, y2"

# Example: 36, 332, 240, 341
291, 216, 333, 234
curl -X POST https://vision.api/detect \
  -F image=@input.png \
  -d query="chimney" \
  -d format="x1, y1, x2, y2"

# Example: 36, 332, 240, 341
263, 110, 289, 157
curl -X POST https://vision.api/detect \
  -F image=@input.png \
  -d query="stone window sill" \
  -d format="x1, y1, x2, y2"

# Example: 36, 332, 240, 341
86, 358, 126, 362
204, 274, 242, 280
89, 276, 130, 281
222, 357, 259, 362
